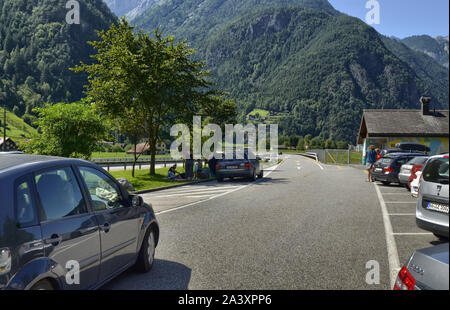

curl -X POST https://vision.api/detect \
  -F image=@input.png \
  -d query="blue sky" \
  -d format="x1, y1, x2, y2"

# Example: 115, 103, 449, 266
329, 0, 449, 38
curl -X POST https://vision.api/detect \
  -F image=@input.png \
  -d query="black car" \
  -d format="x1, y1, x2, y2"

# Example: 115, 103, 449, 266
0, 154, 159, 290
371, 152, 428, 185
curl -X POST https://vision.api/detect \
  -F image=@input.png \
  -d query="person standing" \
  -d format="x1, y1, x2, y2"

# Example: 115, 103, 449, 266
365, 145, 377, 182
185, 151, 194, 180
208, 156, 217, 177
375, 148, 382, 161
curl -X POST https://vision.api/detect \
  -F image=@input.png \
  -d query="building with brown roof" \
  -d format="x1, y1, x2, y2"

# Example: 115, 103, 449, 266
357, 97, 449, 156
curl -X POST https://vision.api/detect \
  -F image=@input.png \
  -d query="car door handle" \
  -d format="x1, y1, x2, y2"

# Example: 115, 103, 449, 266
45, 234, 62, 246
100, 223, 111, 233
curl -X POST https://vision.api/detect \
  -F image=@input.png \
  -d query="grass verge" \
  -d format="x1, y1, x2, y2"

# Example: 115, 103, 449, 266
109, 167, 190, 191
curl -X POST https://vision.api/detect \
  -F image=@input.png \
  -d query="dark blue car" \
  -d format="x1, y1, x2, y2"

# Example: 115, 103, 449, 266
0, 154, 159, 290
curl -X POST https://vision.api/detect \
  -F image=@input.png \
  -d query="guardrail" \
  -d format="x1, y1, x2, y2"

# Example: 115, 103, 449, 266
91, 157, 184, 171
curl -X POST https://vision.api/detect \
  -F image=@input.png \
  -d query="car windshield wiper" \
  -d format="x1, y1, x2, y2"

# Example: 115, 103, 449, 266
437, 178, 449, 185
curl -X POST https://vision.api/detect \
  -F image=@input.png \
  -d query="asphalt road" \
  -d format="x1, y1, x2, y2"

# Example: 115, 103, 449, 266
102, 155, 442, 290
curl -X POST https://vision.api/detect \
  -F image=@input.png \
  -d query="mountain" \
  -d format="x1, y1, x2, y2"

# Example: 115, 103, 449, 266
0, 0, 117, 118
103, 0, 160, 20
381, 36, 449, 106
401, 35, 449, 68
133, 0, 340, 44
132, 1, 449, 142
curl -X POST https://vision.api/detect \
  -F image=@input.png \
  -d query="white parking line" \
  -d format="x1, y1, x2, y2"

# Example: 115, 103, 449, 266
374, 183, 401, 289
388, 213, 416, 216
384, 201, 417, 204
155, 162, 282, 216
153, 189, 237, 198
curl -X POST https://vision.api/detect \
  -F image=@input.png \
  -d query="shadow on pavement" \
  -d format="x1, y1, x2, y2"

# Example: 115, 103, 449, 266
101, 259, 191, 290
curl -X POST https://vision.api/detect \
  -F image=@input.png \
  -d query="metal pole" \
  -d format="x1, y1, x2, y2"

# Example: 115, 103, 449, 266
3, 106, 6, 152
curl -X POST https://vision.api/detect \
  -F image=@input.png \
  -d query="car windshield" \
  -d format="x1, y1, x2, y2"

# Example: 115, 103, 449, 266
407, 156, 429, 165
422, 157, 449, 185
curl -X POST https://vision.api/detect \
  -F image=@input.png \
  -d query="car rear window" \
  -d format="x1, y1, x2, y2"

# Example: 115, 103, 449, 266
422, 157, 449, 185
378, 158, 393, 165
407, 157, 428, 165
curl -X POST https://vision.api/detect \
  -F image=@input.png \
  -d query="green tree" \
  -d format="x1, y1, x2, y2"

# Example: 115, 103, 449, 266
22, 102, 108, 159
73, 18, 217, 175
296, 136, 305, 151
304, 134, 312, 149
325, 138, 337, 149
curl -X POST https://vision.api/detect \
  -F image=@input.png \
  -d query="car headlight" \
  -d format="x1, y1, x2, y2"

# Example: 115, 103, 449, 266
0, 248, 11, 275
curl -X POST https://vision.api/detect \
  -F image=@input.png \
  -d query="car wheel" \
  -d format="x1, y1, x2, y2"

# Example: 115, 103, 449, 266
258, 169, 264, 179
30, 279, 54, 290
381, 181, 391, 186
136, 230, 156, 273
250, 170, 256, 181
217, 177, 224, 182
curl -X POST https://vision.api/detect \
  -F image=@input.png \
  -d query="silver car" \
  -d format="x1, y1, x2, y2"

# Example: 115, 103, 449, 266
416, 153, 449, 239
398, 156, 429, 188
395, 243, 449, 290
216, 149, 263, 182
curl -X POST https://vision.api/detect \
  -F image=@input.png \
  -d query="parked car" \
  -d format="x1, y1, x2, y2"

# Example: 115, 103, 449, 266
416, 153, 449, 239
371, 153, 428, 185
0, 154, 159, 290
394, 243, 448, 290
398, 156, 430, 189
216, 149, 263, 182
411, 170, 422, 198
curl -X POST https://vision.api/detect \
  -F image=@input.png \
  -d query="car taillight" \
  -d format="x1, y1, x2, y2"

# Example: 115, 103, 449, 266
245, 162, 252, 169
394, 266, 415, 290
384, 166, 394, 173
216, 164, 221, 170
0, 248, 11, 274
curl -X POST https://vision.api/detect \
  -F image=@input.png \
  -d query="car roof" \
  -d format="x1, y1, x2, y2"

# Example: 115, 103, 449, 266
385, 152, 427, 158
428, 153, 449, 159
0, 154, 93, 175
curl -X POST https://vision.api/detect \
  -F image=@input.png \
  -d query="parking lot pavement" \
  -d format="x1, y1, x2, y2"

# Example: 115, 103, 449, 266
372, 181, 447, 287
141, 164, 281, 214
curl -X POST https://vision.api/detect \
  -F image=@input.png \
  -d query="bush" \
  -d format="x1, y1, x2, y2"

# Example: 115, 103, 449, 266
110, 144, 124, 152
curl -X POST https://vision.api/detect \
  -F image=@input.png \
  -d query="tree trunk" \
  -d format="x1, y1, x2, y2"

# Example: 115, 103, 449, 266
150, 137, 156, 175
132, 138, 137, 178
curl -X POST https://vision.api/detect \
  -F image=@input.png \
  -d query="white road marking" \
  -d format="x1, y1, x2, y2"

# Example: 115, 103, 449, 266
316, 162, 324, 170
374, 183, 401, 289
384, 201, 417, 204
153, 188, 237, 198
388, 213, 416, 216
155, 162, 282, 216
159, 185, 240, 194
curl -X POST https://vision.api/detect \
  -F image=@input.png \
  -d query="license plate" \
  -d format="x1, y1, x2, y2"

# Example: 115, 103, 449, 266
227, 165, 238, 169
427, 202, 449, 214
375, 168, 382, 172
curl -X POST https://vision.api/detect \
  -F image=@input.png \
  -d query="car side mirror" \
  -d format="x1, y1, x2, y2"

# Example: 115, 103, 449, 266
131, 195, 144, 207
256, 156, 262, 161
